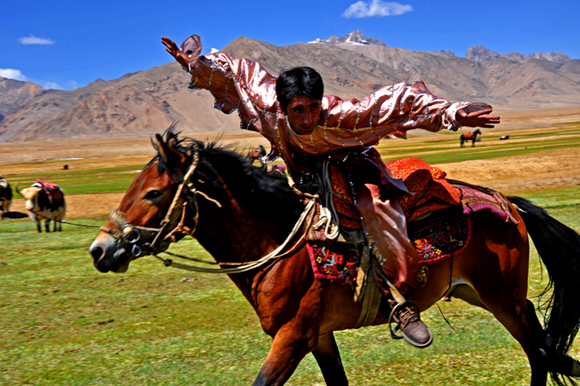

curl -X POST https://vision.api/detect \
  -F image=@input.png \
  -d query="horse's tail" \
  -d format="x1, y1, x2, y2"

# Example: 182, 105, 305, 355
508, 196, 580, 368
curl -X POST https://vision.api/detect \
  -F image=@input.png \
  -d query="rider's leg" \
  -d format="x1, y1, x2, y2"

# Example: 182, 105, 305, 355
354, 182, 433, 348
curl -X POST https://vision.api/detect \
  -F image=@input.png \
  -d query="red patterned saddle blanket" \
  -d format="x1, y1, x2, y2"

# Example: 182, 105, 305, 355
310, 158, 518, 282
308, 208, 470, 282
463, 131, 477, 140
34, 179, 63, 201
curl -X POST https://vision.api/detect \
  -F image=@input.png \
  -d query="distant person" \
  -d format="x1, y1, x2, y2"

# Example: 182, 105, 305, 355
162, 34, 500, 348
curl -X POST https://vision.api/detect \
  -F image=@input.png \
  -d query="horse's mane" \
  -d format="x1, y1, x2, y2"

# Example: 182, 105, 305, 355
150, 129, 305, 228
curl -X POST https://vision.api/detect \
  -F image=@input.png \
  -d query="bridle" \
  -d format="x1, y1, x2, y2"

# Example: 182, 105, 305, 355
100, 144, 207, 258
100, 144, 317, 274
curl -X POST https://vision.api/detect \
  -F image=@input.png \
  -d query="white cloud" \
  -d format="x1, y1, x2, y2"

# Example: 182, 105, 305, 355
44, 82, 62, 90
18, 34, 55, 45
210, 48, 220, 54
342, 0, 413, 18
66, 80, 78, 89
0, 69, 27, 81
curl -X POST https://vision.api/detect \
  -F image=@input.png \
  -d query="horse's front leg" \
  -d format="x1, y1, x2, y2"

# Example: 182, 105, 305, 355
312, 332, 348, 385
253, 281, 325, 386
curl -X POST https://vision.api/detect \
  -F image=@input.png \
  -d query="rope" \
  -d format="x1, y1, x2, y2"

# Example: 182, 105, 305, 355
154, 198, 316, 274
149, 145, 200, 251
318, 160, 340, 240
29, 210, 102, 229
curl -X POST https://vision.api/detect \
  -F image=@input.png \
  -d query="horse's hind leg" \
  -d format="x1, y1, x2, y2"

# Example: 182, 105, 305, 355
478, 291, 549, 385
526, 300, 580, 381
464, 218, 550, 385
449, 284, 551, 383
312, 332, 348, 386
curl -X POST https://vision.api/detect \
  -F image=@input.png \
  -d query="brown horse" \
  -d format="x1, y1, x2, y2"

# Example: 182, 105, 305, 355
460, 128, 482, 147
90, 130, 580, 386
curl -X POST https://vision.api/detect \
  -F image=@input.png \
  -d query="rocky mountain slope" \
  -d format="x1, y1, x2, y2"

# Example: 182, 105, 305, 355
1, 31, 579, 143
0, 78, 47, 123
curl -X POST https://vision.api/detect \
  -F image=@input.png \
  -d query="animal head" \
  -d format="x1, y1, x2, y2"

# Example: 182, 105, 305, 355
90, 126, 302, 274
90, 129, 193, 273
17, 185, 43, 211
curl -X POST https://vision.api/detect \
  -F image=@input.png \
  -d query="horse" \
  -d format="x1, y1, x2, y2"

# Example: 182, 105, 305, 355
460, 128, 482, 147
89, 130, 580, 386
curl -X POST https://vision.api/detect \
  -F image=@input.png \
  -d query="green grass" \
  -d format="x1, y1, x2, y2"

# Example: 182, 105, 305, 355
2, 123, 580, 385
3, 123, 580, 196
375, 123, 580, 164
5, 166, 143, 195
2, 191, 580, 385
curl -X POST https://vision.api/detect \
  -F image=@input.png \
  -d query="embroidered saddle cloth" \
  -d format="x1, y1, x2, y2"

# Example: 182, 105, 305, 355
308, 164, 518, 283
308, 208, 469, 283
34, 179, 63, 202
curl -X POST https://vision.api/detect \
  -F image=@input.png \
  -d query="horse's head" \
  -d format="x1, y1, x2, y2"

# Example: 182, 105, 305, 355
89, 129, 199, 273
90, 127, 304, 273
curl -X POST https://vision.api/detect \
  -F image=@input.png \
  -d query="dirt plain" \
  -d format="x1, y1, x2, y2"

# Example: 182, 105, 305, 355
2, 108, 580, 219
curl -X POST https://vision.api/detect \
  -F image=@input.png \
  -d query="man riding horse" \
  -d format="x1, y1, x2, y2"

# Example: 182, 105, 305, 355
162, 34, 500, 348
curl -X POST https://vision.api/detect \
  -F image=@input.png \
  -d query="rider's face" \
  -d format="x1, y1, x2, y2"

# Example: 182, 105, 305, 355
285, 96, 322, 135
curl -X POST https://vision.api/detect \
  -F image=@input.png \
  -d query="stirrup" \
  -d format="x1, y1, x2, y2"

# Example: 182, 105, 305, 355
387, 300, 433, 348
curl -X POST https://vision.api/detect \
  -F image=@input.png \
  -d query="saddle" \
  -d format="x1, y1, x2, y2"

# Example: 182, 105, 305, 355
462, 131, 478, 140
303, 158, 517, 327
34, 179, 64, 202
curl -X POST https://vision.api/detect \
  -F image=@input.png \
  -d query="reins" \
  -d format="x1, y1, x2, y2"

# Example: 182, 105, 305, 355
153, 198, 316, 274
100, 143, 318, 275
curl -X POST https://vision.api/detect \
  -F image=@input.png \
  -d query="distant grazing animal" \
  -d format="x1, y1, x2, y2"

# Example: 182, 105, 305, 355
500, 135, 510, 140
0, 177, 13, 218
16, 180, 66, 232
460, 129, 482, 147
247, 145, 268, 172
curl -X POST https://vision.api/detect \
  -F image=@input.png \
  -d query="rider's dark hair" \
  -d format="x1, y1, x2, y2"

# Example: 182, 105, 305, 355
276, 67, 324, 112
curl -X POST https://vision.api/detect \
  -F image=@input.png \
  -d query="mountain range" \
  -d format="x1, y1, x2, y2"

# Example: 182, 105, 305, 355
1, 30, 579, 143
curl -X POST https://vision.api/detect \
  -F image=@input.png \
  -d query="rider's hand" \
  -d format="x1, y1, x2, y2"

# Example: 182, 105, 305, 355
161, 37, 190, 68
457, 107, 500, 128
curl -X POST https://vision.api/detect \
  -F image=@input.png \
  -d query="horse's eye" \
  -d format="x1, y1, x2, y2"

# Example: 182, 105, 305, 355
144, 190, 163, 201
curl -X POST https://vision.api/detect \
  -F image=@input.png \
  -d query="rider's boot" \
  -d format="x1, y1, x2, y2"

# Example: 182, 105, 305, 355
382, 298, 433, 348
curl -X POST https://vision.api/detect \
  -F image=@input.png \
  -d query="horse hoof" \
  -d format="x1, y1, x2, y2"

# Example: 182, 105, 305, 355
571, 359, 580, 377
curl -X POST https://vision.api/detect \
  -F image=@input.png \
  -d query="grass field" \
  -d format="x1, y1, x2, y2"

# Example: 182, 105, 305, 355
1, 123, 580, 385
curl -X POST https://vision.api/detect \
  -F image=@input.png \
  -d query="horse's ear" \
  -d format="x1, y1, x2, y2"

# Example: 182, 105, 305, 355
152, 134, 187, 174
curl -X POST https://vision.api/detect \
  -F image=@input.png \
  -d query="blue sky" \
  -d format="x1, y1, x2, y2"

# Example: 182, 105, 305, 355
1, 0, 578, 91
